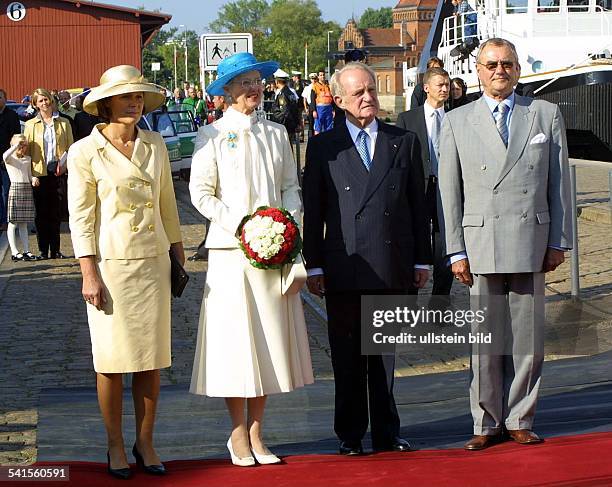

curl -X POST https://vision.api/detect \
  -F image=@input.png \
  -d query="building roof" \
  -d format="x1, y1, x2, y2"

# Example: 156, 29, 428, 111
55, 0, 171, 46
362, 28, 400, 47
362, 28, 414, 47
395, 0, 438, 8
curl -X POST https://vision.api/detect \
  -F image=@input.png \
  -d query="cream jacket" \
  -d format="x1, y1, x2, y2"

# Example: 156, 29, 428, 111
24, 115, 74, 177
189, 107, 301, 249
67, 124, 182, 259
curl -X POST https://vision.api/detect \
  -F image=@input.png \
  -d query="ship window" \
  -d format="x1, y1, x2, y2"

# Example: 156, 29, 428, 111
567, 0, 589, 11
537, 0, 560, 12
596, 0, 611, 9
506, 0, 528, 13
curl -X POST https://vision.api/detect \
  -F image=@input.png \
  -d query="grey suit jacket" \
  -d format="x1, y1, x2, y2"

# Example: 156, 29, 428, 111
438, 94, 573, 274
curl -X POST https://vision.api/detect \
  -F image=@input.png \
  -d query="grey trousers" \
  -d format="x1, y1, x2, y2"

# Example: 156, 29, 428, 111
469, 272, 545, 435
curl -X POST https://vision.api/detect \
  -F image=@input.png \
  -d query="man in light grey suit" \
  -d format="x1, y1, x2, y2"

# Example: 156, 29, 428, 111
438, 38, 572, 450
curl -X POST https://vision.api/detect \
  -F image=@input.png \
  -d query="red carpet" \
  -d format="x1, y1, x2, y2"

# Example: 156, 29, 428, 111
22, 432, 612, 487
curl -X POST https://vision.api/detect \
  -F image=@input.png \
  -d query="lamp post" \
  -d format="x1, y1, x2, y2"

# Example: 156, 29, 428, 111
164, 40, 178, 90
180, 24, 188, 85
327, 30, 334, 80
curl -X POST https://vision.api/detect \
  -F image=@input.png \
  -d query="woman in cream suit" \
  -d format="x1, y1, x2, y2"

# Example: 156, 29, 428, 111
189, 53, 313, 466
68, 65, 183, 479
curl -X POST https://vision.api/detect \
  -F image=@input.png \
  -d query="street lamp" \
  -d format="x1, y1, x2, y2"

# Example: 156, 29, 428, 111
180, 24, 188, 84
327, 30, 334, 80
164, 40, 178, 90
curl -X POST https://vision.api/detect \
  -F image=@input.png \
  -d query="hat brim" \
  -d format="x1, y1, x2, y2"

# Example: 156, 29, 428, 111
206, 61, 279, 96
83, 83, 165, 117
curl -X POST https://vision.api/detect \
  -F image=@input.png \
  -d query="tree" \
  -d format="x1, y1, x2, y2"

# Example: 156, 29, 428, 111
257, 0, 341, 74
142, 28, 202, 91
358, 7, 393, 29
143, 0, 343, 90
208, 0, 269, 33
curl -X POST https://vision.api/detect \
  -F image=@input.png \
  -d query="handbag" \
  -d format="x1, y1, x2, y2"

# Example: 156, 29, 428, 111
169, 250, 189, 298
281, 253, 307, 295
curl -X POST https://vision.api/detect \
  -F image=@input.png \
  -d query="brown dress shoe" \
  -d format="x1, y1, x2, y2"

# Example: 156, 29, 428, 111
464, 434, 504, 451
507, 429, 543, 444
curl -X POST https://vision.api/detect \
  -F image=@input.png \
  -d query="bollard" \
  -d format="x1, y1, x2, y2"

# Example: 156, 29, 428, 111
569, 164, 580, 299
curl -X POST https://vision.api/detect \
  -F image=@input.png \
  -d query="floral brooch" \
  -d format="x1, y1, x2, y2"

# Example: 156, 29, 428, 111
227, 132, 238, 149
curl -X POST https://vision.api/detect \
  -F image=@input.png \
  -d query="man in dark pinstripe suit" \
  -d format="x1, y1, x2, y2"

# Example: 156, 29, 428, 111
303, 62, 432, 456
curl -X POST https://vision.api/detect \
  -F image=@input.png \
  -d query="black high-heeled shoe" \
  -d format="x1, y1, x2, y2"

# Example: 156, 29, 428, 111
107, 451, 131, 480
132, 444, 166, 475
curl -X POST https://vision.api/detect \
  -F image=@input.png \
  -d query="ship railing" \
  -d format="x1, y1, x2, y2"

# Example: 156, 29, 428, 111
568, 158, 612, 299
439, 3, 611, 52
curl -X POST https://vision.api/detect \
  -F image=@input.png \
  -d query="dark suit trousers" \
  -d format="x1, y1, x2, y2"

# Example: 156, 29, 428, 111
33, 174, 61, 256
325, 291, 402, 446
426, 178, 454, 296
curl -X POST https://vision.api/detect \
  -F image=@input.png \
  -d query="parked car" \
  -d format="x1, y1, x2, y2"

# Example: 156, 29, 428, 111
137, 112, 183, 175
144, 108, 198, 181
166, 109, 198, 158
6, 102, 36, 133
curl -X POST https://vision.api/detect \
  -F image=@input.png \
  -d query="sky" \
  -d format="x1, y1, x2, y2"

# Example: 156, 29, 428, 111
106, 0, 397, 33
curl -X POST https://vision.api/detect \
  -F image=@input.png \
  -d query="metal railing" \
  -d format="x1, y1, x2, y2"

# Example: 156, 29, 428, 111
568, 157, 611, 299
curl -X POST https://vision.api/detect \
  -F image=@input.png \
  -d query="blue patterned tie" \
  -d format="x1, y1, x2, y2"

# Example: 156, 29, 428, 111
495, 102, 509, 147
356, 130, 372, 171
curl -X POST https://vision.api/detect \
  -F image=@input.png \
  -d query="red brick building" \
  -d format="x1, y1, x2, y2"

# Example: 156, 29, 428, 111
337, 0, 438, 114
0, 0, 170, 100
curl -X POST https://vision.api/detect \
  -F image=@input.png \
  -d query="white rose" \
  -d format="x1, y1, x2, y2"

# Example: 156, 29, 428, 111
273, 234, 285, 245
272, 221, 286, 234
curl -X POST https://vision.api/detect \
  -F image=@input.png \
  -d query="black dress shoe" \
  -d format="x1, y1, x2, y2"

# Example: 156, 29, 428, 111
132, 444, 166, 475
373, 437, 412, 452
38, 253, 48, 260
107, 451, 131, 480
339, 441, 363, 456
50, 251, 66, 259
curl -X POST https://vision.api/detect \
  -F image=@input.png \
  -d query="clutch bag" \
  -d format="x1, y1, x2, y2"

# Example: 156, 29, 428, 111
169, 250, 189, 298
281, 254, 307, 295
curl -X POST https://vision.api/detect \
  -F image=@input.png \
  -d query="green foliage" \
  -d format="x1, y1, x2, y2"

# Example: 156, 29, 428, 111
142, 0, 342, 90
255, 0, 340, 74
209, 0, 269, 33
142, 28, 202, 91
358, 7, 393, 29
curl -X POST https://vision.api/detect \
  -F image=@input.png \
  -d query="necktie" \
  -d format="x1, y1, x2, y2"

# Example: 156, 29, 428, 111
495, 102, 509, 146
430, 110, 442, 176
356, 130, 372, 171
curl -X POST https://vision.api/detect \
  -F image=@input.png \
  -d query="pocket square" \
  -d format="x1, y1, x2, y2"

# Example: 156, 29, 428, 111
529, 133, 548, 144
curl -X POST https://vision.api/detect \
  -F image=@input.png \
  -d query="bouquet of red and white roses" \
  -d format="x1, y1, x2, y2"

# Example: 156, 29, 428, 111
236, 206, 302, 269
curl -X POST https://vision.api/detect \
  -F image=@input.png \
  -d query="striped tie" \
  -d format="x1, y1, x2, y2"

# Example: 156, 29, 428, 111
356, 130, 372, 171
495, 102, 509, 146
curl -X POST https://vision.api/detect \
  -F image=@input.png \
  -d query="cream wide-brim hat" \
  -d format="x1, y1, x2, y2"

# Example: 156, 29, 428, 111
83, 65, 165, 116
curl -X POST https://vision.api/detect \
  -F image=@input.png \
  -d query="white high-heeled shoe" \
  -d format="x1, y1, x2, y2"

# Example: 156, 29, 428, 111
226, 438, 255, 467
251, 447, 281, 465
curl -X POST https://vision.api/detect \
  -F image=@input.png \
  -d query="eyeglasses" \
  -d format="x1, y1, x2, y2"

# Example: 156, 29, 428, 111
231, 78, 262, 89
478, 60, 515, 71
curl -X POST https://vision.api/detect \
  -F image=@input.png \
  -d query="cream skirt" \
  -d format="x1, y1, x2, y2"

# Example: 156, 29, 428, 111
86, 254, 171, 373
190, 249, 314, 397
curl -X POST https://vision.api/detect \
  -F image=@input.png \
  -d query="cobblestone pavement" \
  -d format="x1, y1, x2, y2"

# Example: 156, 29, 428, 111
0, 163, 610, 465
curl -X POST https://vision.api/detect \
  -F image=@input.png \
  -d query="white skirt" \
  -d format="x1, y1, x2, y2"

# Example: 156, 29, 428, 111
190, 249, 314, 397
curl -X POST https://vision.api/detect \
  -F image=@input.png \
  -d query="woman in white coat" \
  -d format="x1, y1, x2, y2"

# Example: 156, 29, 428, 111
189, 53, 313, 466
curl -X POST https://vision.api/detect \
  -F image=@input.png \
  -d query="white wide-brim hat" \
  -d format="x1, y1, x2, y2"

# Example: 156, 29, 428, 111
83, 65, 165, 116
